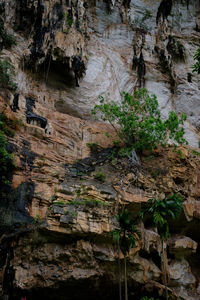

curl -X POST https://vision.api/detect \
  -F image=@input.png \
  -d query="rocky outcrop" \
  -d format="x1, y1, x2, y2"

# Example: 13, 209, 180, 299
0, 0, 200, 299
1, 93, 200, 298
169, 235, 198, 258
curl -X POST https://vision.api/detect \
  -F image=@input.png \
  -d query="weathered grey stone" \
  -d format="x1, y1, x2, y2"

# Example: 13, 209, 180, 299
60, 213, 75, 224
129, 254, 161, 283
53, 205, 64, 215
143, 228, 162, 255
169, 259, 196, 287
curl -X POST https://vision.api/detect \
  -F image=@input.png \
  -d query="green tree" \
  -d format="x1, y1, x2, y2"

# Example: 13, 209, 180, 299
140, 194, 183, 300
192, 48, 200, 74
113, 210, 139, 300
92, 88, 187, 154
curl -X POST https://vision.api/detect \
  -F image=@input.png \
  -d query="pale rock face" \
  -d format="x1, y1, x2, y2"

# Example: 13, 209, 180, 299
169, 259, 196, 287
173, 286, 200, 300
142, 228, 162, 255
183, 197, 200, 221
2, 0, 200, 147
130, 254, 161, 282
168, 235, 198, 258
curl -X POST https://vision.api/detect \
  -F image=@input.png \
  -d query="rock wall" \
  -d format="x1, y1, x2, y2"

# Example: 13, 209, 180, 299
0, 0, 200, 299
1, 0, 200, 138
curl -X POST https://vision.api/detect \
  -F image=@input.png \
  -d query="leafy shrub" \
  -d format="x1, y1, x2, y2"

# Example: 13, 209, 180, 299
32, 214, 42, 224
87, 142, 99, 153
0, 58, 17, 90
192, 48, 200, 73
53, 200, 65, 206
64, 11, 73, 27
0, 131, 15, 185
0, 20, 16, 49
140, 194, 183, 239
94, 169, 106, 182
0, 112, 19, 186
0, 120, 14, 137
2, 32, 16, 49
92, 88, 188, 154
140, 194, 183, 300
0, 113, 15, 137
0, 113, 24, 136
64, 211, 78, 218
167, 36, 185, 61
69, 198, 109, 207
84, 198, 109, 207
192, 150, 200, 157
113, 210, 139, 256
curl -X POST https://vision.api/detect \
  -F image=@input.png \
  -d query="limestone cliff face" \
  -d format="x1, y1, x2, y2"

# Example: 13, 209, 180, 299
1, 0, 200, 142
0, 1, 200, 300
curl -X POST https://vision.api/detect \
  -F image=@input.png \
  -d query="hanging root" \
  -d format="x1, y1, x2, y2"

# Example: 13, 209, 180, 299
127, 149, 141, 167
127, 149, 141, 181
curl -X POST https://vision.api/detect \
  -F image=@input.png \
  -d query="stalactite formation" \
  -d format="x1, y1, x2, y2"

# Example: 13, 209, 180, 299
137, 51, 146, 88
132, 47, 139, 71
156, 0, 172, 24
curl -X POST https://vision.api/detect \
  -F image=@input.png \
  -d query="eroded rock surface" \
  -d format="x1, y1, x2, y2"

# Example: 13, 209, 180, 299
0, 0, 200, 143
0, 1, 200, 300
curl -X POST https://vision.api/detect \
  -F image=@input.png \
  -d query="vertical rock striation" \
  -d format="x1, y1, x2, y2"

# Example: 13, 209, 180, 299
0, 1, 200, 299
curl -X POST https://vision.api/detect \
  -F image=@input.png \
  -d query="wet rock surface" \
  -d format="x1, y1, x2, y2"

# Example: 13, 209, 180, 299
0, 0, 200, 299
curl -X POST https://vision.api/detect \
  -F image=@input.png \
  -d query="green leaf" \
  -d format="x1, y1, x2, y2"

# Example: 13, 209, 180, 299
140, 194, 183, 240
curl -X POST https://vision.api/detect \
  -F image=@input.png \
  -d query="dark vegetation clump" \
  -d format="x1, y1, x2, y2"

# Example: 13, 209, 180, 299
0, 112, 16, 187
140, 194, 183, 239
94, 168, 106, 182
192, 48, 200, 74
0, 58, 17, 91
0, 18, 17, 91
167, 36, 185, 61
0, 19, 16, 50
87, 142, 100, 153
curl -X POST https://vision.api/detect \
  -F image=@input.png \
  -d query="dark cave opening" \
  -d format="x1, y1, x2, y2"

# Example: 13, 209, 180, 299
11, 278, 164, 300
37, 57, 76, 89
139, 249, 161, 270
34, 54, 85, 89
12, 276, 118, 300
